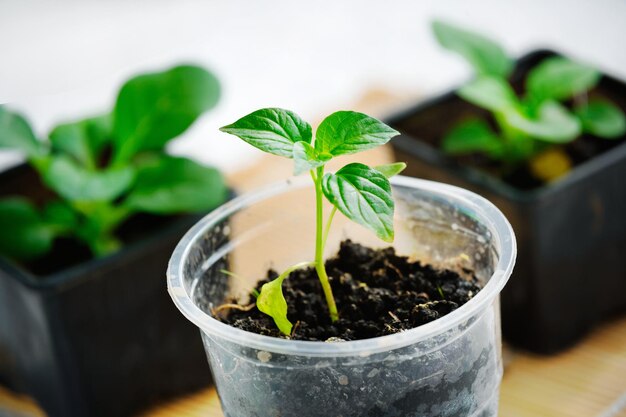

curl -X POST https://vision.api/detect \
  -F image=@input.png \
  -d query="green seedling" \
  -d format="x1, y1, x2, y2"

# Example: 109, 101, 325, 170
0, 65, 227, 262
221, 108, 404, 334
437, 285, 445, 300
432, 20, 626, 179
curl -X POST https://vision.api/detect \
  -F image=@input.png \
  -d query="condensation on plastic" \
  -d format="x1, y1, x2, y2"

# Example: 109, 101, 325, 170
167, 176, 516, 417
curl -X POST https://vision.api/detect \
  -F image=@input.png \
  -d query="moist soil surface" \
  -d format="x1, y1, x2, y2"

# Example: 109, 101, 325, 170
219, 240, 482, 341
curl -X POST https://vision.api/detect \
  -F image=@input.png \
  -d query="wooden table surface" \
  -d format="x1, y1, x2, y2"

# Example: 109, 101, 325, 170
1, 91, 625, 417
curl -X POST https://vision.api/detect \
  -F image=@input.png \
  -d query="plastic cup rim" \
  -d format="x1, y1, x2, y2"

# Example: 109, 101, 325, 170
167, 175, 517, 357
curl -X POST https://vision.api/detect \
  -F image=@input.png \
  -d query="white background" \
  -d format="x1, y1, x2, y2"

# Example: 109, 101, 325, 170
1, 0, 625, 173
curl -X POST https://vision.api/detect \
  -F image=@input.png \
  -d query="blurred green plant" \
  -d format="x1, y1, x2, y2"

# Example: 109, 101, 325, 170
432, 20, 626, 181
0, 65, 227, 262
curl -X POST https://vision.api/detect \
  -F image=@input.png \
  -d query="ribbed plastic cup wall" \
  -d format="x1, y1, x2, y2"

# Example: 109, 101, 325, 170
168, 176, 516, 417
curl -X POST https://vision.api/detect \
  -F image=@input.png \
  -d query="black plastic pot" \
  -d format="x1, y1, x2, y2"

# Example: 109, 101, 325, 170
0, 164, 218, 417
389, 50, 626, 353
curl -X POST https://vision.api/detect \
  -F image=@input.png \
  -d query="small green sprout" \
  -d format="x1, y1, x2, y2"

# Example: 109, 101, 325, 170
437, 285, 445, 300
221, 109, 404, 334
432, 20, 626, 180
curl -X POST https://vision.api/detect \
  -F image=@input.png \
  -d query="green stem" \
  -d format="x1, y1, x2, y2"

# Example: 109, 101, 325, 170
322, 206, 337, 249
494, 111, 534, 169
83, 153, 97, 171
89, 233, 122, 257
110, 147, 129, 169
313, 166, 338, 322
277, 261, 316, 283
73, 202, 134, 257
28, 155, 51, 177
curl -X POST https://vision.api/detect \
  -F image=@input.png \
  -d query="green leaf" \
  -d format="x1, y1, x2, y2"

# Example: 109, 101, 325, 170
432, 20, 513, 78
315, 111, 399, 157
374, 162, 406, 178
42, 201, 79, 231
112, 65, 220, 163
256, 261, 313, 335
442, 119, 504, 158
220, 108, 312, 158
257, 277, 292, 335
68, 202, 128, 255
0, 106, 43, 157
292, 141, 331, 175
44, 156, 136, 202
124, 156, 227, 214
322, 163, 394, 242
89, 235, 122, 258
575, 100, 626, 139
49, 114, 111, 169
256, 275, 291, 335
0, 198, 55, 260
526, 57, 600, 101
504, 100, 581, 143
458, 76, 518, 112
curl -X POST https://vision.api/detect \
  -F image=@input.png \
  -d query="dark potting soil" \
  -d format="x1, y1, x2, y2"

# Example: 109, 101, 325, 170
219, 240, 482, 341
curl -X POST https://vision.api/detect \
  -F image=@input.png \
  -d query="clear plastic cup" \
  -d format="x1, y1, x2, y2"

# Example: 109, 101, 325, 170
167, 176, 516, 417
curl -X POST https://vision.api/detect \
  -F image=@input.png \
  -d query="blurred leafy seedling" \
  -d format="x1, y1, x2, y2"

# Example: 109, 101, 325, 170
433, 20, 626, 181
0, 65, 226, 262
